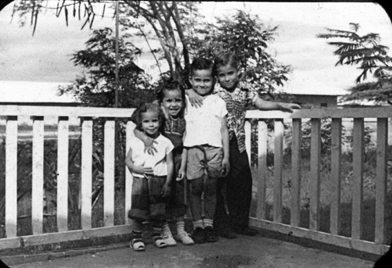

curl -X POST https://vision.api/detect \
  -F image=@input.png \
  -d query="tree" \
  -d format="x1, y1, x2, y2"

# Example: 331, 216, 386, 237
12, 0, 201, 87
189, 10, 290, 96
318, 23, 392, 105
58, 27, 155, 108
12, 1, 290, 97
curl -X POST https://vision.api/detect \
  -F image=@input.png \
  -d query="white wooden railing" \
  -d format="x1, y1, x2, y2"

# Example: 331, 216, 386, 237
0, 105, 391, 256
0, 105, 136, 250
246, 107, 391, 256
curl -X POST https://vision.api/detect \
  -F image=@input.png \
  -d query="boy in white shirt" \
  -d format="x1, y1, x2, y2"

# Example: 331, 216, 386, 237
183, 57, 230, 243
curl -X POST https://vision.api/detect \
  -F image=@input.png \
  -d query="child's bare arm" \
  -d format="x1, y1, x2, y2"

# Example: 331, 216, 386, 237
177, 148, 188, 181
125, 147, 153, 175
133, 128, 158, 155
220, 116, 230, 177
254, 97, 301, 112
185, 88, 204, 108
162, 151, 174, 197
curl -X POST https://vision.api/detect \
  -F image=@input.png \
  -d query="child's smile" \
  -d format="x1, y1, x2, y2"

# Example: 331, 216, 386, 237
162, 89, 183, 118
217, 64, 240, 91
140, 111, 160, 138
189, 69, 214, 96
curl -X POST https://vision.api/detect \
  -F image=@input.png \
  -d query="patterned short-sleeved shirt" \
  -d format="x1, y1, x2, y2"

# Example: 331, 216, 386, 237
213, 81, 258, 153
163, 117, 186, 153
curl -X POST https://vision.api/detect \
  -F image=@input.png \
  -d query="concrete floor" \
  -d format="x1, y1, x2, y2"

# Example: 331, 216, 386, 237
5, 233, 375, 268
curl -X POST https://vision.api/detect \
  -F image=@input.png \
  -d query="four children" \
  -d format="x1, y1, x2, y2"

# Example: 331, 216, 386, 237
125, 53, 300, 251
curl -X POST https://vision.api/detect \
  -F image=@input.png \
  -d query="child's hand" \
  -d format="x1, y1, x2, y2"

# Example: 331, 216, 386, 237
280, 103, 301, 113
221, 158, 230, 177
143, 137, 158, 155
160, 103, 170, 120
176, 169, 186, 181
161, 183, 171, 198
187, 88, 204, 108
133, 166, 154, 176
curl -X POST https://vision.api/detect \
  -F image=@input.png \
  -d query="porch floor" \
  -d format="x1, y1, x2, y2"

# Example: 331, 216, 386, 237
5, 230, 375, 268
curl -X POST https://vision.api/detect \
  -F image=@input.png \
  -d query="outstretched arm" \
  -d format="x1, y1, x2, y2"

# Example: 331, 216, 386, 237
254, 97, 301, 112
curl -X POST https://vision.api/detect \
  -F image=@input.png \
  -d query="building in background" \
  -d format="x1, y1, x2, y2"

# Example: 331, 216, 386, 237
0, 81, 79, 106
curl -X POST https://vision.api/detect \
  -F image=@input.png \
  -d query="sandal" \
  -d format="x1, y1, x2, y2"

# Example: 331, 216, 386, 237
153, 235, 167, 248
130, 238, 145, 252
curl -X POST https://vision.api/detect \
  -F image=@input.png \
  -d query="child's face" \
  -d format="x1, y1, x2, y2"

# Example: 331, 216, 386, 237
140, 111, 160, 138
216, 64, 240, 91
162, 89, 183, 119
189, 69, 214, 96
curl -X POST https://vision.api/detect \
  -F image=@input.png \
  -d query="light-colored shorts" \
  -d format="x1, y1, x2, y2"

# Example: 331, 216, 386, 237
186, 145, 223, 180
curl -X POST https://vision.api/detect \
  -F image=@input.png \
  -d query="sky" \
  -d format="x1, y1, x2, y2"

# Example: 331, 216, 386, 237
1, 1, 392, 100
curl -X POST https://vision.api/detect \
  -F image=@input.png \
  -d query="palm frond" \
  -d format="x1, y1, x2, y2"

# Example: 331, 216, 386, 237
349, 22, 360, 32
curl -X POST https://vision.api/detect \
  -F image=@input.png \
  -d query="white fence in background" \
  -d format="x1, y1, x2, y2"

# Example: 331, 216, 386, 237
0, 105, 390, 256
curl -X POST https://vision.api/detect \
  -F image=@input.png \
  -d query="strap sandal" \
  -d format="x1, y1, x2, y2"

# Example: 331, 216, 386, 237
130, 238, 145, 251
153, 235, 168, 248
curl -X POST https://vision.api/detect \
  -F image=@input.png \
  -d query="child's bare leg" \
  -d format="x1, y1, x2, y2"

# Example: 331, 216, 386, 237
189, 177, 206, 243
189, 178, 204, 228
203, 177, 218, 242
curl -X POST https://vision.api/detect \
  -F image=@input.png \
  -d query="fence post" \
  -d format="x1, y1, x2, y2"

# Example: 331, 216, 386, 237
375, 118, 387, 244
81, 117, 93, 230
273, 119, 284, 223
57, 116, 69, 232
104, 118, 116, 227
352, 118, 364, 240
256, 120, 267, 220
330, 118, 342, 235
309, 118, 321, 231
32, 116, 44, 235
5, 116, 18, 238
125, 120, 136, 224
291, 118, 302, 227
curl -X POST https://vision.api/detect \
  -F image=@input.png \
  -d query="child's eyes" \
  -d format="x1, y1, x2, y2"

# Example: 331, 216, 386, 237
219, 72, 234, 76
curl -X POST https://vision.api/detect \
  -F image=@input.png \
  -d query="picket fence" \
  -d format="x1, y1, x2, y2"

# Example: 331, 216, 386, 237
0, 105, 390, 256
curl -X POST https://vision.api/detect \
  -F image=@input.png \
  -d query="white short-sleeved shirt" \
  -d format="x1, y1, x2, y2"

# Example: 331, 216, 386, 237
183, 94, 228, 148
128, 134, 174, 178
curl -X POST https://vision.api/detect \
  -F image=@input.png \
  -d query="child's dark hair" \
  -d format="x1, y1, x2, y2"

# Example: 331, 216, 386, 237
133, 102, 165, 131
214, 52, 239, 73
190, 57, 215, 77
156, 79, 185, 103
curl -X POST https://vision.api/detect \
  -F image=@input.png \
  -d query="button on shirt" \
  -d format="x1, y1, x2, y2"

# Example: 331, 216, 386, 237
129, 134, 174, 178
183, 94, 228, 148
